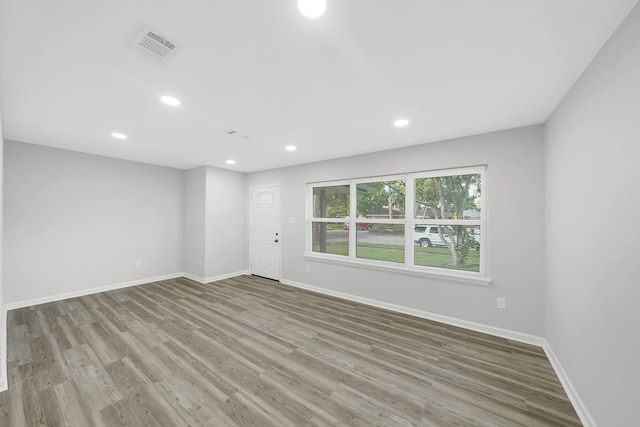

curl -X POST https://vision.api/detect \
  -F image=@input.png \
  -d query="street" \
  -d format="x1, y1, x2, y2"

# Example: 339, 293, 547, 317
325, 229, 405, 245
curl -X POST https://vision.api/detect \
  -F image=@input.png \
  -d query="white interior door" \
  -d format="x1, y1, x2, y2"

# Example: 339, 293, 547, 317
250, 185, 281, 280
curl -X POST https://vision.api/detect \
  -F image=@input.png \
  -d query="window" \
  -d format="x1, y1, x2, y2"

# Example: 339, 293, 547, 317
413, 171, 482, 273
311, 183, 350, 256
306, 166, 486, 282
355, 178, 405, 264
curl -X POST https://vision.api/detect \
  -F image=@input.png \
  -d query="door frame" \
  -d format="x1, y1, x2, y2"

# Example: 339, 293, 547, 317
249, 183, 282, 281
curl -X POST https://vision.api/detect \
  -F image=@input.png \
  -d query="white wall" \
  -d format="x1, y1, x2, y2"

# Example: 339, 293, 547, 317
0, 107, 6, 390
183, 167, 206, 278
182, 166, 247, 282
545, 3, 640, 426
204, 166, 247, 279
248, 125, 546, 336
3, 141, 184, 304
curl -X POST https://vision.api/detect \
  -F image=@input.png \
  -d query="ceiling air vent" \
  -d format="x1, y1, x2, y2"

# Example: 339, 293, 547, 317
131, 26, 179, 61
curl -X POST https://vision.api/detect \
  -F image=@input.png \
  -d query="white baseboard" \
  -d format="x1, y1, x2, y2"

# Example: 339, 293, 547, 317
280, 278, 596, 426
3, 270, 250, 312
1, 272, 183, 393
0, 272, 594, 425
0, 313, 5, 392
280, 278, 545, 347
0, 270, 249, 393
542, 340, 596, 427
3, 272, 184, 312
182, 270, 249, 284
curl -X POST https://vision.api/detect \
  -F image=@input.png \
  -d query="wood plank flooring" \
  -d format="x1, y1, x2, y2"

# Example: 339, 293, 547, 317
0, 275, 582, 426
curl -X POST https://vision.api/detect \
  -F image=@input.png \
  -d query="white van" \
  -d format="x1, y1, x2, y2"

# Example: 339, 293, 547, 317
414, 225, 480, 249
413, 225, 448, 247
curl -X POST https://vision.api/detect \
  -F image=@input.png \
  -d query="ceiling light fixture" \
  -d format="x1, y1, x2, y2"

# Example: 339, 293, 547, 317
160, 95, 181, 106
111, 132, 127, 140
394, 118, 410, 128
226, 160, 236, 165
285, 145, 297, 151
298, 0, 326, 18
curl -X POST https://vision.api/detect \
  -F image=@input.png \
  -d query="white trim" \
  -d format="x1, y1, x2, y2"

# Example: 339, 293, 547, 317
352, 173, 407, 184
307, 166, 488, 186
1, 272, 183, 393
182, 270, 249, 284
307, 178, 351, 186
0, 270, 250, 393
279, 277, 594, 426
542, 340, 597, 427
0, 313, 5, 391
306, 165, 487, 278
409, 165, 486, 180
413, 219, 480, 226
1, 270, 252, 309
4, 273, 184, 311
0, 271, 594, 425
280, 278, 540, 345
249, 183, 282, 281
303, 254, 492, 286
349, 183, 357, 257
404, 177, 415, 270
2, 270, 248, 312
481, 164, 489, 277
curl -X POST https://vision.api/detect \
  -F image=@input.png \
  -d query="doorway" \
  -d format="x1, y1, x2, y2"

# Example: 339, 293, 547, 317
249, 184, 281, 280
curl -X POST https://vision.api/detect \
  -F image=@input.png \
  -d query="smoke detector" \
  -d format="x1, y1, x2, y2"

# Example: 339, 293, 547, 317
131, 26, 179, 61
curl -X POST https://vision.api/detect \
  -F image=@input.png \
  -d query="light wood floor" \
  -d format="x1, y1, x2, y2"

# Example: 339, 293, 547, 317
0, 275, 582, 426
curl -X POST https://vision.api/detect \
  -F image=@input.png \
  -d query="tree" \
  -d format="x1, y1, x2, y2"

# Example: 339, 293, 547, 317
415, 174, 480, 267
313, 185, 350, 252
356, 180, 405, 218
415, 178, 439, 219
314, 186, 349, 218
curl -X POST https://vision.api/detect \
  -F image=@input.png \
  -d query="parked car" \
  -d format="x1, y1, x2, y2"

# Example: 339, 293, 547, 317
414, 225, 480, 249
343, 221, 374, 230
413, 225, 447, 247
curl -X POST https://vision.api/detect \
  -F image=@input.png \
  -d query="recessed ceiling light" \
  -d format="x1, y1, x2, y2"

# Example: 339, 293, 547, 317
285, 145, 297, 151
226, 160, 236, 165
160, 95, 180, 106
394, 118, 410, 128
298, 0, 326, 18
111, 132, 127, 140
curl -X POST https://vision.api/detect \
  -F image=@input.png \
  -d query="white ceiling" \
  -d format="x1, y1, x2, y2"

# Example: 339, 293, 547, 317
0, 0, 637, 173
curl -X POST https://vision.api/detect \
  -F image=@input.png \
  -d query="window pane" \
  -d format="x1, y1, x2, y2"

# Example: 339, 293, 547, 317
414, 225, 480, 272
356, 225, 404, 263
312, 222, 348, 256
357, 180, 405, 219
414, 174, 481, 220
313, 185, 350, 218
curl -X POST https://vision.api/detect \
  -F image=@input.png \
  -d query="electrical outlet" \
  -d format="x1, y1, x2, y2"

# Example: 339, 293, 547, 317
135, 261, 142, 268
306, 265, 311, 273
497, 298, 506, 310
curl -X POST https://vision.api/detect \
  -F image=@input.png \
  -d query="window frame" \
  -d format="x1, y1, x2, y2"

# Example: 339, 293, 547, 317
409, 166, 486, 277
351, 174, 407, 265
305, 166, 489, 285
306, 180, 352, 260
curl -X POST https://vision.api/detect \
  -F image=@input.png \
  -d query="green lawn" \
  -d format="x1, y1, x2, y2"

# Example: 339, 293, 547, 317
357, 243, 404, 263
313, 243, 480, 272
415, 246, 480, 272
314, 242, 349, 256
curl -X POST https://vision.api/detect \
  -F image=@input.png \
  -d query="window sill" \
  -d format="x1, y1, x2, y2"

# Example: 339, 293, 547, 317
303, 253, 493, 286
